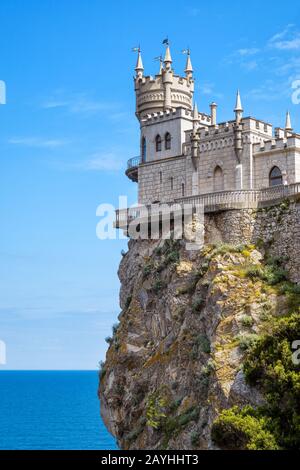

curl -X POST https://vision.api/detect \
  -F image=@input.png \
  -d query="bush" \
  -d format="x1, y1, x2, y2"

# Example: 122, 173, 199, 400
243, 313, 300, 449
195, 334, 211, 353
240, 315, 254, 328
237, 333, 260, 351
105, 336, 113, 345
212, 406, 279, 450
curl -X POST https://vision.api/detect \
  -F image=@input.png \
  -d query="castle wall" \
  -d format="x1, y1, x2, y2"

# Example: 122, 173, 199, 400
205, 200, 300, 284
138, 156, 186, 204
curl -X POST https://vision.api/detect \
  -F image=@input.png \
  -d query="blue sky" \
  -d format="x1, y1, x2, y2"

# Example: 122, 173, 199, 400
0, 0, 300, 369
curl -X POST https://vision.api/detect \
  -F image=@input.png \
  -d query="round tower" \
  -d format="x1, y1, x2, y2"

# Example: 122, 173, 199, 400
134, 44, 194, 120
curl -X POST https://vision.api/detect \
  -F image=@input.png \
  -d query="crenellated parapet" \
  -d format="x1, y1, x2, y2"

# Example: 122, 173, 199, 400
134, 44, 194, 120
253, 134, 300, 154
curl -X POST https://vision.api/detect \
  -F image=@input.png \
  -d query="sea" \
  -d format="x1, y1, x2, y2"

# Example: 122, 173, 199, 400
0, 371, 118, 450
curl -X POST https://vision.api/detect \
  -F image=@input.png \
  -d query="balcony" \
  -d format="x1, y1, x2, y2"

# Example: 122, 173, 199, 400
115, 182, 300, 230
125, 156, 141, 182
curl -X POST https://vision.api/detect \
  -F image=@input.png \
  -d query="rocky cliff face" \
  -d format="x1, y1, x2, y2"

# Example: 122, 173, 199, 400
99, 201, 300, 450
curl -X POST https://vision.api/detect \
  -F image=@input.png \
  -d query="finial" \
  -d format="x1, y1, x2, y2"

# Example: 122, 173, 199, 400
285, 110, 292, 131
163, 38, 172, 66
154, 55, 163, 75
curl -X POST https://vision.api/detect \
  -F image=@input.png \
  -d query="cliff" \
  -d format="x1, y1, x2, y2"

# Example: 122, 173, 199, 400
99, 200, 300, 450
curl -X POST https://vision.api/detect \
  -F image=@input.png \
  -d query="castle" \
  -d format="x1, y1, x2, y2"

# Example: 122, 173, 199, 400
116, 43, 300, 228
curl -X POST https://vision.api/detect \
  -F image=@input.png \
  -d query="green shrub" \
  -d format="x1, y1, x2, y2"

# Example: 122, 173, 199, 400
105, 336, 113, 345
212, 406, 279, 450
243, 313, 300, 449
195, 334, 211, 353
237, 333, 260, 351
240, 315, 254, 328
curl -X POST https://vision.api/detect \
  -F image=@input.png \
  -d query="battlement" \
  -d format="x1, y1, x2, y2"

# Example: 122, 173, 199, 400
140, 107, 211, 127
253, 135, 300, 153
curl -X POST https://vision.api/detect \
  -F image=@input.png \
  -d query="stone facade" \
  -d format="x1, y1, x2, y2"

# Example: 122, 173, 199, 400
131, 45, 300, 206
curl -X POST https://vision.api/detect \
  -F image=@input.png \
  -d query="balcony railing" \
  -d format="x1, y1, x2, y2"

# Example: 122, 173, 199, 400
115, 183, 300, 229
127, 156, 141, 169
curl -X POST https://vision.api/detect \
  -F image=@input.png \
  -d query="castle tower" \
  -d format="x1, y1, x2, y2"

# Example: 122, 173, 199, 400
134, 43, 194, 120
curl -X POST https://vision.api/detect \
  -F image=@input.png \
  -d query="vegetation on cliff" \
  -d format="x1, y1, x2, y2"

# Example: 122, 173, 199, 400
99, 231, 300, 450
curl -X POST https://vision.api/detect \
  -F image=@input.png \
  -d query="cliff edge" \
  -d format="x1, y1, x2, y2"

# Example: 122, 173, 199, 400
99, 201, 300, 450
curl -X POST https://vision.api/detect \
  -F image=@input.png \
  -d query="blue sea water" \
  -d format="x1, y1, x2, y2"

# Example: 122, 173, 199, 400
0, 371, 117, 450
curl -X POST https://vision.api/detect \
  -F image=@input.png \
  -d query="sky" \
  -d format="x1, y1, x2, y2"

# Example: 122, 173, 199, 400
1, 0, 300, 369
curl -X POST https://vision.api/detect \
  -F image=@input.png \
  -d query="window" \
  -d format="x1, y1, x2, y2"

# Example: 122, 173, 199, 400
213, 166, 224, 192
165, 132, 171, 150
181, 183, 185, 197
170, 177, 174, 190
159, 171, 162, 184
269, 166, 283, 187
141, 137, 146, 162
155, 135, 162, 152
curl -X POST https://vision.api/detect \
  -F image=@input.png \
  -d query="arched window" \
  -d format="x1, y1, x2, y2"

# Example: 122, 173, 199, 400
269, 166, 283, 187
155, 134, 162, 152
141, 136, 146, 162
213, 166, 224, 192
165, 132, 171, 150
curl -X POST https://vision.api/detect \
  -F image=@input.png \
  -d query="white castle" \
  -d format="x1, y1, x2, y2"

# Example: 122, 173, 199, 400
116, 43, 300, 228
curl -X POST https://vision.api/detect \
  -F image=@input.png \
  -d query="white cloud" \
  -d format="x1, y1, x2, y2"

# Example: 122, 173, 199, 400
236, 48, 260, 57
41, 92, 117, 116
82, 152, 123, 172
268, 24, 300, 50
52, 151, 124, 173
8, 137, 68, 148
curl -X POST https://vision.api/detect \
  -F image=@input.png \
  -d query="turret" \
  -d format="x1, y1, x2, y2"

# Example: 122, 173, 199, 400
234, 89, 243, 124
133, 41, 194, 119
234, 90, 243, 163
135, 48, 144, 79
184, 49, 193, 81
285, 110, 293, 134
210, 102, 217, 126
162, 43, 173, 110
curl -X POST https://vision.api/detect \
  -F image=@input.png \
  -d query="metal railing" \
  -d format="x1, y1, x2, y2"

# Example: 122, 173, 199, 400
127, 156, 141, 169
115, 183, 300, 227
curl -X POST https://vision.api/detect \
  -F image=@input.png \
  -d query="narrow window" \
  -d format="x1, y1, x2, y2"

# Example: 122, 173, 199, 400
170, 177, 174, 190
155, 135, 162, 152
159, 171, 162, 184
181, 183, 185, 197
165, 132, 171, 150
141, 136, 146, 162
269, 166, 283, 187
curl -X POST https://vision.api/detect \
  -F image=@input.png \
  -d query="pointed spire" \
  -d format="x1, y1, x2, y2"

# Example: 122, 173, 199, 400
285, 110, 292, 131
234, 89, 243, 112
135, 48, 144, 78
185, 50, 193, 74
164, 45, 172, 66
